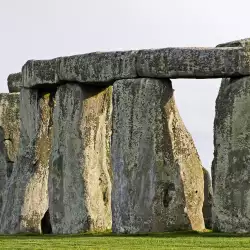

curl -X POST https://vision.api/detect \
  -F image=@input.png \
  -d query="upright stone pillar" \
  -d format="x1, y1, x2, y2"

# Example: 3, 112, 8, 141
0, 89, 55, 233
212, 76, 250, 232
213, 39, 250, 233
49, 84, 112, 234
0, 93, 20, 218
111, 78, 205, 233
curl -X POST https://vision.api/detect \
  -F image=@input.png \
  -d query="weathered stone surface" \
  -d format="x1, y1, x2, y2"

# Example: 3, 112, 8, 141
57, 51, 138, 83
202, 168, 212, 229
7, 73, 22, 92
111, 78, 204, 233
0, 89, 54, 233
22, 59, 59, 88
49, 84, 112, 234
137, 47, 249, 78
0, 93, 20, 217
21, 40, 250, 89
216, 38, 250, 49
22, 51, 138, 88
212, 76, 250, 233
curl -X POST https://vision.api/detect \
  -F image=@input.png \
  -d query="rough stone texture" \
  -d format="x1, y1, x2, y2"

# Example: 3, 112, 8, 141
7, 73, 22, 92
57, 51, 138, 83
0, 93, 20, 217
22, 51, 137, 88
21, 40, 250, 89
137, 47, 250, 78
49, 84, 112, 234
202, 168, 212, 229
111, 78, 204, 233
212, 76, 250, 233
216, 38, 250, 49
0, 89, 55, 234
22, 59, 59, 88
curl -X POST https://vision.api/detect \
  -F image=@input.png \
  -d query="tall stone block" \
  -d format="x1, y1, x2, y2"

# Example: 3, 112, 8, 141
49, 84, 112, 234
0, 93, 20, 217
111, 78, 204, 233
0, 89, 55, 233
212, 76, 250, 232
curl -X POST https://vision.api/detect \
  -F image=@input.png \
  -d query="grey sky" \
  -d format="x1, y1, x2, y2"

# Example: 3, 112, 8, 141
1, 0, 249, 171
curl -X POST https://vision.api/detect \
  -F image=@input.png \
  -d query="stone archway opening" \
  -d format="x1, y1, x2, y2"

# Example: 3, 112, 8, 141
172, 79, 221, 173
41, 209, 52, 234
172, 78, 221, 229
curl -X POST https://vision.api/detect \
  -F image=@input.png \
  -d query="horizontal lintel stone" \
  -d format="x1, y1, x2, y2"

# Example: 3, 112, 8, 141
21, 38, 250, 88
136, 47, 249, 78
22, 51, 138, 88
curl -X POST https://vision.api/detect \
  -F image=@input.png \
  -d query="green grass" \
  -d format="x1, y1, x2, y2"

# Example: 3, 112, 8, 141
1, 231, 250, 250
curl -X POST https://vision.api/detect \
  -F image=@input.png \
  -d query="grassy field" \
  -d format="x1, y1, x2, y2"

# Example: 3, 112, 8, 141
1, 231, 250, 250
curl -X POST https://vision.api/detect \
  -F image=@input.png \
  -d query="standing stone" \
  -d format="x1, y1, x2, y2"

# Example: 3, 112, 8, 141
49, 84, 112, 234
0, 93, 20, 217
111, 78, 205, 233
0, 89, 55, 233
212, 76, 250, 233
202, 168, 212, 229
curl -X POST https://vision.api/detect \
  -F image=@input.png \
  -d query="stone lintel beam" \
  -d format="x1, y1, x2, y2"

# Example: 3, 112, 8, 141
22, 51, 137, 88
21, 38, 250, 88
7, 72, 22, 92
136, 47, 247, 78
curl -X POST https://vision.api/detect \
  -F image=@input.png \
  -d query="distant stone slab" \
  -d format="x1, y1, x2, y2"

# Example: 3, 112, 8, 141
7, 73, 22, 92
0, 93, 20, 220
202, 168, 212, 229
212, 76, 250, 233
21, 38, 250, 88
111, 78, 205, 233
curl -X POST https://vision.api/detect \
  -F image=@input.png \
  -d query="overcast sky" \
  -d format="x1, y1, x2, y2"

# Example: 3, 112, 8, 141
1, 0, 249, 172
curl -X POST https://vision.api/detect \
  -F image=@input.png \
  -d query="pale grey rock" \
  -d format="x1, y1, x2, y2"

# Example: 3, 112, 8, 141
0, 89, 55, 233
202, 168, 212, 229
0, 93, 20, 217
136, 47, 250, 78
49, 84, 112, 234
7, 73, 22, 92
212, 76, 250, 233
57, 51, 138, 83
111, 78, 205, 233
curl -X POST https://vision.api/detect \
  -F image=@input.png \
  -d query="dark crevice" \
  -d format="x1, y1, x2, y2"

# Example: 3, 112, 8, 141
41, 209, 52, 234
6, 161, 14, 178
27, 80, 114, 91
163, 183, 175, 208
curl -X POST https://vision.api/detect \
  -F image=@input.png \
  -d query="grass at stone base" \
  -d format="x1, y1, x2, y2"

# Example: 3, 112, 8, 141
1, 231, 250, 250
